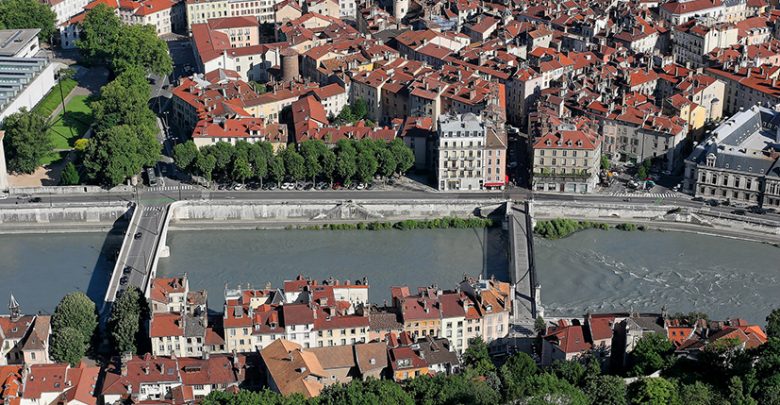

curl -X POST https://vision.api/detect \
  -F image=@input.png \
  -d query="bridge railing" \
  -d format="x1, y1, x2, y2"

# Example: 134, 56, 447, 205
103, 204, 140, 305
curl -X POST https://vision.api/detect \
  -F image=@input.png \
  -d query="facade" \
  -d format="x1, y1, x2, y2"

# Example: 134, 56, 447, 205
435, 113, 486, 191
148, 276, 216, 358
683, 105, 780, 207
673, 22, 738, 68
0, 297, 51, 366
0, 30, 56, 124
532, 124, 601, 194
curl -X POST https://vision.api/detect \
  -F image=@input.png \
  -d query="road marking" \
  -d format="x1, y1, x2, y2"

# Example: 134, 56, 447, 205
147, 185, 194, 192
609, 192, 677, 198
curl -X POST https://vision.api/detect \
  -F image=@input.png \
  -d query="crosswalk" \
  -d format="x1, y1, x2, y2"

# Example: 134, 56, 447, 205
147, 185, 194, 192
143, 206, 165, 213
610, 192, 678, 198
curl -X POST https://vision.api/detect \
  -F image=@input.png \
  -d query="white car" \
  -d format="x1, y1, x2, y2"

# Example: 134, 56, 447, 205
356, 183, 366, 190
233, 183, 245, 190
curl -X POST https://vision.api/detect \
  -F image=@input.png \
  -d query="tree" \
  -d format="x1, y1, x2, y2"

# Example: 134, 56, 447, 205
336, 145, 357, 183
462, 337, 495, 375
110, 24, 173, 76
500, 352, 538, 401
549, 360, 587, 387
637, 165, 649, 181
50, 327, 87, 365
335, 105, 355, 124
282, 147, 305, 182
320, 148, 337, 184
389, 138, 414, 175
300, 140, 323, 181
407, 373, 500, 405
377, 148, 397, 180
206, 142, 235, 179
173, 141, 200, 172
91, 66, 156, 134
728, 376, 758, 405
76, 4, 121, 63
231, 157, 252, 184
534, 316, 546, 336
2, 109, 51, 173
629, 333, 674, 376
74, 138, 89, 152
767, 308, 780, 339
318, 379, 414, 405
584, 375, 627, 405
356, 150, 378, 184
601, 155, 611, 170
50, 292, 97, 362
352, 98, 368, 121
60, 162, 81, 185
83, 124, 159, 186
525, 373, 589, 405
628, 377, 680, 405
195, 153, 216, 181
248, 143, 268, 184
678, 381, 716, 405
269, 155, 285, 185
0, 0, 56, 41
108, 287, 147, 355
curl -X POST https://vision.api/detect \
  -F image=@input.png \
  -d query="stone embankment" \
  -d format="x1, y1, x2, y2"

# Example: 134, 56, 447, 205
0, 203, 132, 233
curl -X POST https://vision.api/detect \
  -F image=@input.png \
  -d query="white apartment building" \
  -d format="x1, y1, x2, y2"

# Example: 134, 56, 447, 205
436, 113, 486, 191
673, 22, 738, 68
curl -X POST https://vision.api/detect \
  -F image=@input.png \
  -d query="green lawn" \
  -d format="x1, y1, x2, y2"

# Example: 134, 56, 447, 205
40, 151, 68, 166
46, 95, 93, 150
33, 79, 77, 119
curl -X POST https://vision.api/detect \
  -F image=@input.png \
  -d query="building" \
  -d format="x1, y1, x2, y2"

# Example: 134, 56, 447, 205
683, 105, 780, 207
0, 296, 51, 366
260, 339, 388, 398
435, 113, 486, 191
542, 320, 592, 366
148, 276, 217, 358
101, 353, 245, 403
0, 30, 56, 124
20, 362, 99, 405
532, 123, 601, 193
705, 65, 780, 114
673, 22, 738, 68
118, 0, 185, 35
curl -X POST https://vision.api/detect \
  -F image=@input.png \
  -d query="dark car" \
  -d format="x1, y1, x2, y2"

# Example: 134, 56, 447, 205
749, 206, 767, 215
123, 266, 132, 274
707, 199, 720, 207
134, 232, 143, 239
120, 276, 129, 285
29, 197, 42, 203
692, 197, 705, 202
732, 209, 747, 215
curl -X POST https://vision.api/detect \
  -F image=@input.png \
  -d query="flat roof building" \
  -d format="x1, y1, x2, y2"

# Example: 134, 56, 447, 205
0, 29, 41, 58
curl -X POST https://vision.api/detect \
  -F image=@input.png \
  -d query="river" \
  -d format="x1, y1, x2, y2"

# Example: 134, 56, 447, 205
157, 228, 508, 308
1, 227, 778, 323
0, 232, 122, 313
535, 229, 780, 323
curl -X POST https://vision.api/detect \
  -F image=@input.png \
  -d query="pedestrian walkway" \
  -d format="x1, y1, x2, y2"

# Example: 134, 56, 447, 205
147, 185, 194, 192
610, 192, 677, 198
143, 206, 165, 213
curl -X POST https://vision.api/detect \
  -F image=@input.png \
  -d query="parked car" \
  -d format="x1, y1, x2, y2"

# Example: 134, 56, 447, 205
348, 183, 357, 190
295, 182, 305, 190
332, 183, 342, 190
366, 183, 375, 190
732, 209, 747, 215
356, 183, 366, 190
267, 183, 278, 190
233, 183, 245, 190
707, 199, 720, 207
692, 196, 705, 202
749, 206, 767, 215
281, 182, 293, 190
120, 276, 129, 285
316, 182, 328, 190
29, 197, 42, 203
304, 183, 314, 190
123, 266, 132, 275
134, 232, 143, 239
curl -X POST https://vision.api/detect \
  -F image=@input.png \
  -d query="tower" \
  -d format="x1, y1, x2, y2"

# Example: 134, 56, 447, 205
9, 293, 20, 322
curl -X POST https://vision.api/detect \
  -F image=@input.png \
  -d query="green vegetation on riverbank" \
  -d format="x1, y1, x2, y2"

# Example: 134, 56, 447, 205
534, 219, 647, 239
287, 217, 494, 231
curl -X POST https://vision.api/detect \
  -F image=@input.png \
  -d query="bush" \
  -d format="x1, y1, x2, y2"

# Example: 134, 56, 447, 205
534, 219, 609, 239
616, 223, 638, 231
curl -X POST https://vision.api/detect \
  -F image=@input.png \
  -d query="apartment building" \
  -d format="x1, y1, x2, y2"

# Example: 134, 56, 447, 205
435, 113, 486, 191
0, 296, 51, 366
683, 105, 780, 207
532, 123, 602, 193
705, 65, 780, 114
186, 0, 278, 30
673, 22, 738, 68
148, 276, 212, 358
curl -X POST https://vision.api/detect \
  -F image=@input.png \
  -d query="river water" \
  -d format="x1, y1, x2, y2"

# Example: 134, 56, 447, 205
2, 228, 778, 323
0, 232, 122, 314
157, 228, 509, 308
535, 230, 780, 323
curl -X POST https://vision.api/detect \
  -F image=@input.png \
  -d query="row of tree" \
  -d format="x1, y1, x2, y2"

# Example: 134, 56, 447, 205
173, 138, 415, 185
78, 4, 172, 76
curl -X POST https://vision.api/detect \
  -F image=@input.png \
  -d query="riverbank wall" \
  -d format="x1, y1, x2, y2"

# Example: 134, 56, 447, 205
168, 199, 506, 225
0, 203, 132, 233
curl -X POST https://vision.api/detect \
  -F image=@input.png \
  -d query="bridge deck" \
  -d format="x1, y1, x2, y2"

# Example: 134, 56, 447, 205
507, 202, 537, 326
